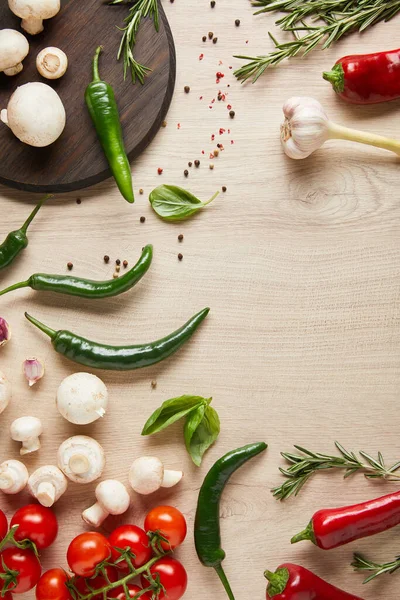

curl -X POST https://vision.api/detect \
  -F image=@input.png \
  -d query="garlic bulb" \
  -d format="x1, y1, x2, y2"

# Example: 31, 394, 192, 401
281, 96, 400, 160
0, 318, 11, 347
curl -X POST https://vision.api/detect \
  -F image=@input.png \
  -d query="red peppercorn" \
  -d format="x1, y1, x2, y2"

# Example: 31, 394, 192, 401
157, 167, 163, 174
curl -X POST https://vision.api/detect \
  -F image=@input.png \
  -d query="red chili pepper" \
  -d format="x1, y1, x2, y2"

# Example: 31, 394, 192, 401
292, 489, 400, 550
323, 48, 400, 104
265, 563, 364, 600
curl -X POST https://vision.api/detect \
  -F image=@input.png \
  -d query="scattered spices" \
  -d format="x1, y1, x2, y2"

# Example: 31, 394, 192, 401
157, 167, 163, 174
211, 134, 215, 141
217, 143, 222, 149
177, 123, 181, 129
184, 169, 189, 177
123, 260, 128, 268
235, 19, 240, 26
227, 104, 232, 110
188, 161, 193, 167
208, 32, 214, 39
178, 253, 183, 261
214, 149, 219, 157
195, 160, 200, 167
216, 72, 224, 82
67, 262, 73, 271
76, 198, 81, 205
178, 234, 184, 242
219, 128, 226, 135
202, 35, 207, 42
116, 259, 121, 266
213, 37, 218, 44
199, 53, 204, 61
139, 188, 144, 195
222, 186, 227, 192
116, 265, 121, 273
209, 164, 214, 170
140, 216, 146, 223
229, 110, 235, 118
151, 380, 157, 389
161, 121, 167, 128
184, 86, 190, 94
113, 273, 119, 279
210, 0, 216, 7
104, 255, 110, 264
209, 152, 215, 159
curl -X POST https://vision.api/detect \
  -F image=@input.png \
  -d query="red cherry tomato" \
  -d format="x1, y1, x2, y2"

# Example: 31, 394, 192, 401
0, 547, 41, 594
67, 532, 111, 577
144, 506, 187, 551
0, 509, 8, 540
36, 568, 72, 600
11, 505, 58, 550
109, 584, 152, 599
141, 558, 187, 600
74, 566, 118, 600
109, 525, 152, 573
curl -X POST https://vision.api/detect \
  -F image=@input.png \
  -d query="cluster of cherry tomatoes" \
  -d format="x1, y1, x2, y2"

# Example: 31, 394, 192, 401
0, 504, 188, 600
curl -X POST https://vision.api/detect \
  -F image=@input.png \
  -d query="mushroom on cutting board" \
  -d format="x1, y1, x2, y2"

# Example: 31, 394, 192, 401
56, 373, 109, 425
0, 372, 11, 416
37, 47, 67, 79
82, 480, 131, 527
10, 416, 43, 455
0, 29, 29, 76
28, 465, 67, 507
8, 0, 61, 35
57, 436, 105, 484
0, 460, 28, 494
129, 457, 183, 495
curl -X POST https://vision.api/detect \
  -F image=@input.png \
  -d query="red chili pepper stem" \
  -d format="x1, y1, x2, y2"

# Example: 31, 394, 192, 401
264, 568, 290, 597
323, 63, 345, 94
291, 520, 316, 545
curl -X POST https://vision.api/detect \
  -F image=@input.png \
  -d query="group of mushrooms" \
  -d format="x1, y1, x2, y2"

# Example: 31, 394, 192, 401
0, 0, 68, 147
0, 372, 183, 528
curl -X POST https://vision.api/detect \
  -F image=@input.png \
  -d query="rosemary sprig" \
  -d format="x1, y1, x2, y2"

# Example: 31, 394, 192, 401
234, 0, 400, 82
352, 552, 400, 583
111, 0, 159, 84
272, 442, 400, 501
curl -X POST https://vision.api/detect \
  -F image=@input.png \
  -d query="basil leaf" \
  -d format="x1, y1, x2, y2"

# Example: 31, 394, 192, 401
184, 404, 220, 466
141, 395, 208, 435
149, 185, 219, 221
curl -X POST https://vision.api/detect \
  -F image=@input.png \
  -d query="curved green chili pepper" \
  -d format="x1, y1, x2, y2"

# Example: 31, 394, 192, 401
195, 442, 268, 600
0, 195, 50, 271
0, 245, 153, 299
25, 307, 209, 371
85, 46, 134, 204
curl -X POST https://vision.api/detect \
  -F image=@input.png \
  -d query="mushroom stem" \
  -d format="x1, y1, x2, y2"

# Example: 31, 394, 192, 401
37, 481, 56, 507
21, 437, 41, 455
21, 16, 44, 35
4, 63, 22, 76
162, 470, 183, 488
82, 502, 109, 527
69, 454, 90, 475
0, 110, 8, 127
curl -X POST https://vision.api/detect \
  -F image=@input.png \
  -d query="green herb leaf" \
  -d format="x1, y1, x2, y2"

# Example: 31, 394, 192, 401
184, 403, 220, 466
141, 395, 208, 436
149, 185, 219, 221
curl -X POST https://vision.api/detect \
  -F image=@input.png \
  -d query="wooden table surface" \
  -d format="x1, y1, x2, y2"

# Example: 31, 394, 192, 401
1, 2, 400, 599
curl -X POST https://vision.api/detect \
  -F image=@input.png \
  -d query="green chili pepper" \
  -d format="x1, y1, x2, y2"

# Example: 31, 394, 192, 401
85, 46, 134, 204
195, 442, 268, 600
0, 195, 50, 271
25, 307, 209, 371
0, 244, 152, 299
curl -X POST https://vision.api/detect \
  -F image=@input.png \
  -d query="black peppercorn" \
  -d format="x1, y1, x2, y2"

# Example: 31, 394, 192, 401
211, 0, 216, 7
235, 19, 240, 26
123, 260, 128, 268
67, 262, 73, 271
104, 255, 110, 264
202, 35, 207, 42
188, 161, 193, 167
76, 198, 81, 205
208, 31, 213, 39
213, 37, 218, 44
184, 85, 190, 94
222, 186, 227, 192
140, 216, 146, 223
178, 234, 184, 241
116, 259, 121, 266
184, 169, 189, 177
178, 253, 183, 260
229, 110, 235, 118
194, 160, 200, 167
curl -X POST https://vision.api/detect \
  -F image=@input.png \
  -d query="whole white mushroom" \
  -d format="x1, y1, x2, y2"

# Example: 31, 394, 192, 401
28, 465, 67, 507
0, 460, 28, 494
56, 372, 108, 425
37, 47, 68, 79
129, 457, 183, 495
57, 436, 105, 484
82, 480, 131, 527
8, 0, 61, 35
0, 82, 66, 147
10, 416, 43, 455
0, 29, 29, 76
0, 372, 12, 416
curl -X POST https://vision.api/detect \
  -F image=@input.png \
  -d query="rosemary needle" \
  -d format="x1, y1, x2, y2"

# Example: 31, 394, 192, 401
352, 552, 400, 583
234, 0, 400, 83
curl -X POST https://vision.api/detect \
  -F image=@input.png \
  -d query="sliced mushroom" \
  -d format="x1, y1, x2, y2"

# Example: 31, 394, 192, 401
82, 480, 131, 527
0, 460, 28, 494
0, 371, 11, 416
37, 47, 67, 79
57, 436, 105, 484
129, 457, 183, 495
28, 465, 67, 507
10, 416, 43, 455
8, 0, 61, 35
0, 29, 29, 76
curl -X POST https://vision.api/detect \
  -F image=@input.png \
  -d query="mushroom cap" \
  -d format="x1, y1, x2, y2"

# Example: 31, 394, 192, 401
96, 480, 131, 514
4, 82, 66, 147
10, 416, 42, 442
28, 465, 67, 499
0, 29, 29, 72
0, 460, 29, 494
8, 0, 60, 20
0, 371, 11, 415
56, 372, 108, 425
129, 457, 164, 495
57, 435, 105, 484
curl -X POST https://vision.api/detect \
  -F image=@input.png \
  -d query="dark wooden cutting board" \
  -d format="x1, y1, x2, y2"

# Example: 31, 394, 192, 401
0, 0, 175, 193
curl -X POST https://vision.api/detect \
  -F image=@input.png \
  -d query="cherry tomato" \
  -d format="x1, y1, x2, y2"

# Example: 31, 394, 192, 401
144, 506, 187, 551
0, 509, 8, 541
141, 558, 187, 600
11, 505, 58, 550
74, 566, 118, 600
67, 532, 111, 577
36, 568, 72, 600
109, 525, 152, 573
109, 584, 152, 599
0, 547, 41, 594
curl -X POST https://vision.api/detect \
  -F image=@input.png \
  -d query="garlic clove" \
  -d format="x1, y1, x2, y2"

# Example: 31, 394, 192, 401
0, 318, 11, 347
23, 358, 44, 387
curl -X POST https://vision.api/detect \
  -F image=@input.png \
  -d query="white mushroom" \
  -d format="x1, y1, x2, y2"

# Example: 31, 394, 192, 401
0, 460, 28, 494
129, 457, 183, 495
8, 0, 61, 35
28, 465, 67, 507
36, 47, 67, 79
0, 82, 66, 147
10, 416, 43, 455
0, 372, 11, 416
56, 373, 108, 425
82, 480, 131, 527
0, 29, 29, 76
57, 436, 105, 484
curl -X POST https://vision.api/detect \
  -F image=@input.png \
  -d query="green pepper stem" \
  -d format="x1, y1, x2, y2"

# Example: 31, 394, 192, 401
24, 313, 57, 340
92, 46, 103, 82
20, 194, 52, 234
214, 565, 236, 600
0, 280, 29, 297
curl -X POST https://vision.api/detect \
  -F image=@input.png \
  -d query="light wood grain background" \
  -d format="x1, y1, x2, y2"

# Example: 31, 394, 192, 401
1, 1, 400, 599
